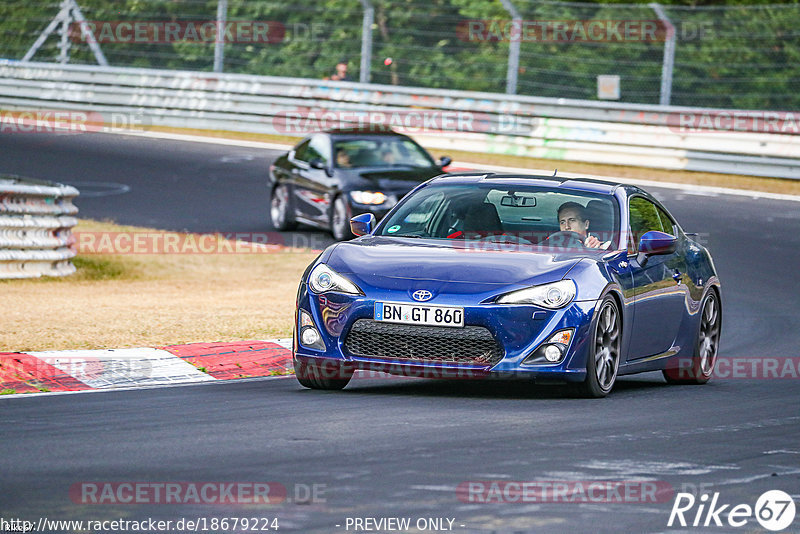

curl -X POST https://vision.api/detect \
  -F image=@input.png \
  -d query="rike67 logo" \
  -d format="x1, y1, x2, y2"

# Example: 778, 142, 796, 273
668, 490, 796, 531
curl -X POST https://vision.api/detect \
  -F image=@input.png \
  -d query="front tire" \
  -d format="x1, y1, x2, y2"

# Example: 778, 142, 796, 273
663, 290, 720, 385
270, 183, 296, 231
572, 296, 621, 398
330, 195, 354, 241
294, 356, 353, 390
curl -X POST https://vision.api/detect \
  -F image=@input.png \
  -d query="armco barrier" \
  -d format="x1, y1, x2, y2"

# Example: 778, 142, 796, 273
0, 60, 798, 179
0, 175, 79, 279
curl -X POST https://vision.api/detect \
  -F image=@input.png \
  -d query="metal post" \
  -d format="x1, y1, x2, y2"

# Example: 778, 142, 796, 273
650, 3, 675, 106
57, 0, 73, 64
23, 0, 70, 62
23, 0, 107, 66
499, 0, 521, 95
359, 0, 374, 84
70, 0, 109, 66
214, 0, 228, 73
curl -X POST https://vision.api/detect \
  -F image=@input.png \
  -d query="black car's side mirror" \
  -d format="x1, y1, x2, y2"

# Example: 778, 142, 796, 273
637, 230, 677, 266
438, 156, 452, 168
309, 158, 333, 176
350, 213, 376, 236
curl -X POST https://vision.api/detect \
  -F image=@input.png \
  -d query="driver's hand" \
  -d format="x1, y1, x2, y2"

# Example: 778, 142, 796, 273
585, 235, 601, 248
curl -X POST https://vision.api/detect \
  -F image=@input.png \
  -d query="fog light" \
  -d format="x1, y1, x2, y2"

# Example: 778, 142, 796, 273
521, 328, 575, 365
301, 327, 320, 346
544, 345, 562, 362
298, 309, 326, 350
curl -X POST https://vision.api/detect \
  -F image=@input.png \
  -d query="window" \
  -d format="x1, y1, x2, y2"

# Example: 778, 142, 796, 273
628, 196, 664, 255
385, 190, 445, 236
656, 205, 676, 235
376, 183, 619, 250
292, 139, 311, 162
306, 135, 331, 165
333, 137, 434, 168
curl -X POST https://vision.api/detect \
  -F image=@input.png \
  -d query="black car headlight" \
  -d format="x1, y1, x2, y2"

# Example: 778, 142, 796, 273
350, 191, 388, 205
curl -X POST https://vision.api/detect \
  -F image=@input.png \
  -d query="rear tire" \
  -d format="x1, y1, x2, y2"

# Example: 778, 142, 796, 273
270, 183, 296, 231
572, 296, 621, 398
663, 290, 720, 385
294, 355, 353, 390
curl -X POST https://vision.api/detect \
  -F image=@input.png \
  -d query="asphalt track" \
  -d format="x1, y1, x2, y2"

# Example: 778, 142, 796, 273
1, 131, 799, 533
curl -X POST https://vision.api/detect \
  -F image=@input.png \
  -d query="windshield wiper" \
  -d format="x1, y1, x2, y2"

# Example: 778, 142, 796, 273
388, 233, 424, 238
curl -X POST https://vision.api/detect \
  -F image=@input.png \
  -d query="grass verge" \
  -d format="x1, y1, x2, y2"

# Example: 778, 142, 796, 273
1, 219, 318, 352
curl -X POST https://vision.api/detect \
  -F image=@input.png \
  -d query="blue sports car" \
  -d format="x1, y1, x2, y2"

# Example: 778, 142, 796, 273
293, 173, 721, 397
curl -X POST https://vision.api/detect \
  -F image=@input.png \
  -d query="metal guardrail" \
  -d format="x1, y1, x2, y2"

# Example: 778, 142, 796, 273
0, 60, 798, 180
0, 175, 79, 279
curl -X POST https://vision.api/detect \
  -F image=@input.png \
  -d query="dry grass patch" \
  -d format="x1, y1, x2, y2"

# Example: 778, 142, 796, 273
1, 220, 318, 352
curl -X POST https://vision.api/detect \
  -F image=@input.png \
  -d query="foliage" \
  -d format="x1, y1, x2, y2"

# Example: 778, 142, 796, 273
0, 0, 797, 109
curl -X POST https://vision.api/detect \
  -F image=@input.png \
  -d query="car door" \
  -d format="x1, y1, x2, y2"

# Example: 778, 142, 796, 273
290, 134, 333, 224
626, 196, 689, 359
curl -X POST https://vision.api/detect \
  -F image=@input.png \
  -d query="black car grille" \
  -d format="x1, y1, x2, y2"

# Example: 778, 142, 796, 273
343, 319, 504, 366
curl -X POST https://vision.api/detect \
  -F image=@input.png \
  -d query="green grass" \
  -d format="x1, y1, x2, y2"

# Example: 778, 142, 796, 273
71, 256, 135, 281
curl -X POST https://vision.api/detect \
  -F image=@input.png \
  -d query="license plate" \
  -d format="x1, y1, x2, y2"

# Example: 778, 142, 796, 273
374, 302, 464, 328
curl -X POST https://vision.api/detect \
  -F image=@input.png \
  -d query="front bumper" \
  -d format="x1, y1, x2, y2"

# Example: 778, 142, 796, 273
294, 284, 599, 383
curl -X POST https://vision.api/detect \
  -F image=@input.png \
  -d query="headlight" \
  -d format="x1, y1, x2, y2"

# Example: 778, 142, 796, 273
350, 191, 388, 205
496, 280, 576, 308
308, 264, 363, 295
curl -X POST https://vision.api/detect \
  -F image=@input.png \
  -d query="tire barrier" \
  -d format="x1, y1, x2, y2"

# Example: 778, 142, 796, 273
0, 175, 79, 279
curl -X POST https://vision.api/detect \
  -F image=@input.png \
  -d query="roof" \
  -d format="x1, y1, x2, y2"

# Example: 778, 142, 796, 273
431, 172, 625, 195
324, 126, 405, 137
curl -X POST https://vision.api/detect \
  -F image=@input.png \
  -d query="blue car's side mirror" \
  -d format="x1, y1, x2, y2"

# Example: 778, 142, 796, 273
350, 213, 376, 236
638, 230, 677, 256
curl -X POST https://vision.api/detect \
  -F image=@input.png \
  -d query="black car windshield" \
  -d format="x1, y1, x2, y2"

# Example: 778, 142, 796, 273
334, 137, 435, 168
376, 183, 620, 250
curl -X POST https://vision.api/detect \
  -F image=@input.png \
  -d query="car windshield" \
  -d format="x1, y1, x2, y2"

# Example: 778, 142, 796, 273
333, 137, 435, 168
376, 183, 620, 250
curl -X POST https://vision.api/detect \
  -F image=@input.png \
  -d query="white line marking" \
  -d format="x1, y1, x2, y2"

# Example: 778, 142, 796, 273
27, 348, 216, 388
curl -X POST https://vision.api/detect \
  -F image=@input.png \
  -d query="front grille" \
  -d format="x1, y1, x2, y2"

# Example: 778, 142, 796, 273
343, 319, 503, 366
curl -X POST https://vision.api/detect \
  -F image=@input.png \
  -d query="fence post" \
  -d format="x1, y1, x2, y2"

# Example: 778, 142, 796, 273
650, 2, 675, 106
499, 0, 521, 95
213, 0, 228, 73
57, 0, 72, 63
359, 0, 374, 83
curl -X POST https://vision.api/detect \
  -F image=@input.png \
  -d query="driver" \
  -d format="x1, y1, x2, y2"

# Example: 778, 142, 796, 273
380, 147, 396, 164
335, 147, 352, 168
557, 202, 609, 249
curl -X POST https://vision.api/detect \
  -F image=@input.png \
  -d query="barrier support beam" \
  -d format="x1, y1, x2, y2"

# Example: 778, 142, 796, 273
499, 0, 521, 95
359, 0, 374, 84
213, 0, 228, 73
650, 2, 675, 106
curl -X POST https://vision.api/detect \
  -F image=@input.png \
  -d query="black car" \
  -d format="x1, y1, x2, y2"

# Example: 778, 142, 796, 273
268, 128, 451, 240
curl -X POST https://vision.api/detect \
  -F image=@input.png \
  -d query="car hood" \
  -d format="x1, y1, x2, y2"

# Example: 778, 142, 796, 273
326, 237, 587, 290
348, 166, 442, 191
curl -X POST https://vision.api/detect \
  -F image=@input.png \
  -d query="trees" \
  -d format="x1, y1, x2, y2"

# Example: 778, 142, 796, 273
1, 0, 797, 110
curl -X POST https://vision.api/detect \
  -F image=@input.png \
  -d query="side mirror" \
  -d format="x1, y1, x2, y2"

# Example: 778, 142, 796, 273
438, 156, 452, 168
350, 213, 376, 236
637, 231, 677, 265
